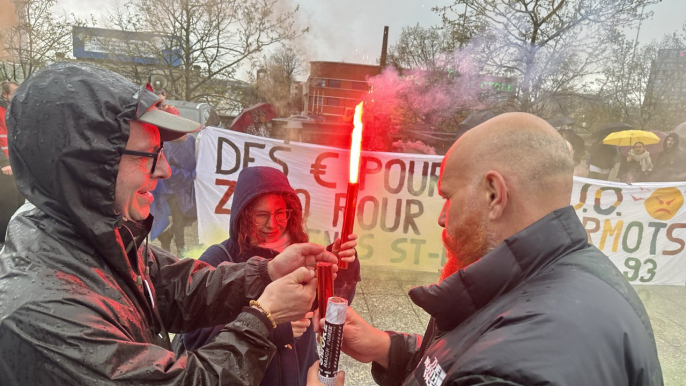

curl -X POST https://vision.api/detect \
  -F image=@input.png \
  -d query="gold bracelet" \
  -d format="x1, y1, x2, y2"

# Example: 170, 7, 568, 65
249, 300, 276, 329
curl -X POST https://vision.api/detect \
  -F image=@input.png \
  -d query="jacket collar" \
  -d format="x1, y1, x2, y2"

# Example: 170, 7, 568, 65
409, 206, 588, 331
117, 216, 154, 274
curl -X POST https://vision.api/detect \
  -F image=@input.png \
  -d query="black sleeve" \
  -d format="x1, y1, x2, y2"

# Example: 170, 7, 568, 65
371, 332, 424, 386
149, 246, 271, 333
0, 298, 275, 386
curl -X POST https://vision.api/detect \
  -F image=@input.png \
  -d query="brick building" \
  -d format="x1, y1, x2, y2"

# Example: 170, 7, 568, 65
303, 61, 381, 121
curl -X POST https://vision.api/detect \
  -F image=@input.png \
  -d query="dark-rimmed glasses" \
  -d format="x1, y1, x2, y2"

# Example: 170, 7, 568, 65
253, 209, 292, 225
122, 145, 164, 174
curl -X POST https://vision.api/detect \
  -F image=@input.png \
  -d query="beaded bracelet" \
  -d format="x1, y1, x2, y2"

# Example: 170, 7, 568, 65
249, 300, 277, 329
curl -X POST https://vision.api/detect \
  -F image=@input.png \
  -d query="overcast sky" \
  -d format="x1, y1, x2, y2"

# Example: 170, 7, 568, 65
55, 0, 686, 66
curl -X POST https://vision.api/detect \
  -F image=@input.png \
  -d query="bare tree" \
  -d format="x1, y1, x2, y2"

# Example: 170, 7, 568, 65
594, 26, 686, 131
102, 0, 306, 112
0, 0, 87, 80
387, 24, 452, 72
435, 0, 660, 115
253, 45, 306, 115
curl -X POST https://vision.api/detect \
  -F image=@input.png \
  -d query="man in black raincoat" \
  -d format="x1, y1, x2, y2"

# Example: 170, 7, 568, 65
0, 63, 338, 385
319, 113, 662, 385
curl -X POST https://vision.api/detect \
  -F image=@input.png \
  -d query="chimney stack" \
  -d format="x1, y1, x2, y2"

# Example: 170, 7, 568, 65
380, 26, 389, 67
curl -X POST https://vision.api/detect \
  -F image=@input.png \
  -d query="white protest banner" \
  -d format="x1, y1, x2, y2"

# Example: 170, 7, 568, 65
572, 178, 686, 285
195, 127, 686, 285
195, 127, 446, 272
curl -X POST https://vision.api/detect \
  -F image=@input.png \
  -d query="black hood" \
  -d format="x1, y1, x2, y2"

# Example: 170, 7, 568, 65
664, 133, 680, 152
6, 63, 160, 273
227, 166, 301, 257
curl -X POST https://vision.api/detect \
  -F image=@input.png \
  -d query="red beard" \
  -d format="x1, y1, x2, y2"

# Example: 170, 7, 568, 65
439, 211, 496, 282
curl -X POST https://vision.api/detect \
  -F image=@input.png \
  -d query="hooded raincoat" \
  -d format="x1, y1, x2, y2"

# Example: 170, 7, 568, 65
182, 166, 361, 386
649, 133, 686, 182
0, 63, 277, 385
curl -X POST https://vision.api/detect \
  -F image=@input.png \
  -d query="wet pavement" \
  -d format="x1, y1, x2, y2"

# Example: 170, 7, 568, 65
159, 237, 686, 385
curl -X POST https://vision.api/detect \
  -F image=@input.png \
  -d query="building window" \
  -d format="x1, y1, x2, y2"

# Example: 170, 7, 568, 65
309, 96, 324, 105
314, 79, 326, 87
352, 81, 368, 90
328, 79, 341, 88
326, 98, 340, 106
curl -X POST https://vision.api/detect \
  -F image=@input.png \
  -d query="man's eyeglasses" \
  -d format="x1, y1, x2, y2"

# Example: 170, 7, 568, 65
253, 209, 292, 225
122, 145, 164, 174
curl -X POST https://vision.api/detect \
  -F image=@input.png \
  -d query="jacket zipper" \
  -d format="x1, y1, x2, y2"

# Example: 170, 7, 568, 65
418, 317, 437, 361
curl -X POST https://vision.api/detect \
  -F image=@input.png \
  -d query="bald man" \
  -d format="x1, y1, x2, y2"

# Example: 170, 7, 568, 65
322, 113, 662, 385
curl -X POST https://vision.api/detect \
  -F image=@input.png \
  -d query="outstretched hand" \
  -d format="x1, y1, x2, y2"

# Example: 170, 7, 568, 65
307, 361, 345, 386
258, 267, 318, 325
331, 233, 358, 264
268, 243, 339, 280
292, 312, 313, 338
313, 306, 391, 367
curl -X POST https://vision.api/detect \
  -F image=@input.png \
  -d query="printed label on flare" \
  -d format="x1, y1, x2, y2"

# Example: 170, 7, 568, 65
319, 320, 344, 378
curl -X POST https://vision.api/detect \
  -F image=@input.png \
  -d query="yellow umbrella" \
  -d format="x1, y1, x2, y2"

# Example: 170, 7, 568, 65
602, 130, 660, 147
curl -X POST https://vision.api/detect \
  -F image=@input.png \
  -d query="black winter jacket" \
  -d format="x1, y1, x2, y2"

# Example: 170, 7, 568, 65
372, 206, 663, 386
0, 63, 277, 385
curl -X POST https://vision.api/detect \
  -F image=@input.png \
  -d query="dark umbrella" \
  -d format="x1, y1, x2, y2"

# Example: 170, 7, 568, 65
456, 110, 497, 138
559, 129, 585, 160
592, 122, 635, 140
546, 117, 575, 128
229, 103, 277, 132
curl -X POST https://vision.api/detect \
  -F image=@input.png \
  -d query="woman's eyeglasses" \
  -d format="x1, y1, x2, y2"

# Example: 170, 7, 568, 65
122, 145, 164, 174
253, 209, 292, 225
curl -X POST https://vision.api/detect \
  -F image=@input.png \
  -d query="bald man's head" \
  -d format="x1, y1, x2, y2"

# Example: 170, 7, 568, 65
437, 112, 574, 278
445, 112, 574, 194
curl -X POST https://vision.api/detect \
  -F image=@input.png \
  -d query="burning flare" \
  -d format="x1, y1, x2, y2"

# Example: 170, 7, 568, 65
349, 102, 364, 183
338, 102, 364, 270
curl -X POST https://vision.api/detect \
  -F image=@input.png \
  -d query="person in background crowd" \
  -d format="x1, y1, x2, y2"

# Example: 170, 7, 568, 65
620, 141, 653, 183
0, 81, 18, 167
154, 88, 181, 116
0, 63, 339, 385
587, 140, 619, 180
0, 80, 22, 245
149, 91, 197, 256
317, 113, 662, 386
181, 166, 361, 386
150, 132, 197, 256
649, 133, 686, 182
